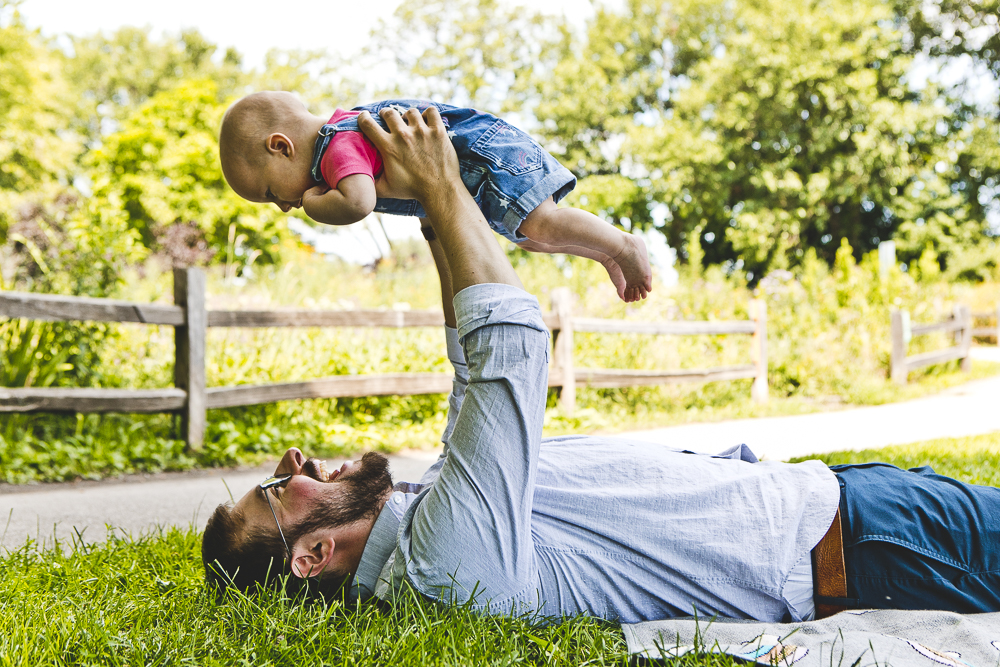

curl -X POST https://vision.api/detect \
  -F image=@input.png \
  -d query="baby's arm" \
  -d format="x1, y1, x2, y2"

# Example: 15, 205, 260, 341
302, 174, 377, 226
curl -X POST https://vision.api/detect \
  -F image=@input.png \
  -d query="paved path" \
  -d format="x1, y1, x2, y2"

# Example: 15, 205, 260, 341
0, 448, 442, 553
623, 353, 1000, 462
3, 348, 998, 552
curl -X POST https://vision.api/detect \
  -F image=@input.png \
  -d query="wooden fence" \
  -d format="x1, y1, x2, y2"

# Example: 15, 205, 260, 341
971, 303, 1000, 344
890, 305, 974, 385
0, 271, 767, 450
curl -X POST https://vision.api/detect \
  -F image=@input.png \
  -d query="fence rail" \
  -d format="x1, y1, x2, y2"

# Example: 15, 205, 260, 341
970, 304, 999, 342
1, 271, 768, 449
890, 305, 973, 385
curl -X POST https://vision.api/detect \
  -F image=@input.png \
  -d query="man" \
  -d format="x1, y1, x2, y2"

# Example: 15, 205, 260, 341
203, 106, 1000, 623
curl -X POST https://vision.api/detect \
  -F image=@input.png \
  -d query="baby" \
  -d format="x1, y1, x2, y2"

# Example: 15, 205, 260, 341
220, 92, 652, 302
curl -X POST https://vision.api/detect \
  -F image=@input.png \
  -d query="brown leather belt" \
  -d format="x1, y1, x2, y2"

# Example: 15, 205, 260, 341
812, 508, 847, 619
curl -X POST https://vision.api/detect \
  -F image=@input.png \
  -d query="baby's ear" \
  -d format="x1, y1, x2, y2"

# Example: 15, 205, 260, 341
266, 133, 294, 157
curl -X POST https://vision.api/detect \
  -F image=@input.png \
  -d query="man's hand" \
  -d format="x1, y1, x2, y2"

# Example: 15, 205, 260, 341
360, 105, 521, 293
359, 107, 463, 205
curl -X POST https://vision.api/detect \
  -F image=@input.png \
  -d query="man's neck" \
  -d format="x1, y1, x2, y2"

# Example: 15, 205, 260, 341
343, 490, 394, 575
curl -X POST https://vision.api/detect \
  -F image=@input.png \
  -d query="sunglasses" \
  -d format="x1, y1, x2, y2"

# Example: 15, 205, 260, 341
259, 473, 293, 559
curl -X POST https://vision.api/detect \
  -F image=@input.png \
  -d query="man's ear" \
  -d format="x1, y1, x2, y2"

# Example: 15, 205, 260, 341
265, 133, 294, 158
290, 533, 336, 579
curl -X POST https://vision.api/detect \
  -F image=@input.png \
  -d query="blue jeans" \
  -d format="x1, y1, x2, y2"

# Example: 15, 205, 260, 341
309, 100, 577, 243
828, 463, 1000, 613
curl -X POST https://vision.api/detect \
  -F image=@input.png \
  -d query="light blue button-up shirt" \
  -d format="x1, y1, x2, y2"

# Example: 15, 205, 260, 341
351, 284, 840, 623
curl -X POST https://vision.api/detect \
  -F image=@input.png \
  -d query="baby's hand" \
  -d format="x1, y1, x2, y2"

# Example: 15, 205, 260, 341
302, 184, 330, 209
302, 176, 376, 226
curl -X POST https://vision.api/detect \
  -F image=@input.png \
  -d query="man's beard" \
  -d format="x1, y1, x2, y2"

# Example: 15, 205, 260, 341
287, 452, 394, 548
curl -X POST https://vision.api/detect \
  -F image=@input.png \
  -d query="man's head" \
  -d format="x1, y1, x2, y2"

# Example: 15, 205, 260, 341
219, 91, 320, 212
202, 447, 393, 596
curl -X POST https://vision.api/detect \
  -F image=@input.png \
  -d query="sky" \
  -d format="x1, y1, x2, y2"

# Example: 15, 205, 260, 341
15, 0, 593, 68
17, 0, 406, 67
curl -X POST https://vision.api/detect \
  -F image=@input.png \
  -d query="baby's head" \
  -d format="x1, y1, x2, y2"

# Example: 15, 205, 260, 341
219, 91, 318, 212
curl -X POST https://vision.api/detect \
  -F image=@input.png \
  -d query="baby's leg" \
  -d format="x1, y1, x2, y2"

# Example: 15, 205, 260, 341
517, 237, 629, 300
519, 199, 652, 302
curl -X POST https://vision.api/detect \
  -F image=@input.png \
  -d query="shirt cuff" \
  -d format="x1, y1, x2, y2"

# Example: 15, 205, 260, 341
453, 284, 547, 343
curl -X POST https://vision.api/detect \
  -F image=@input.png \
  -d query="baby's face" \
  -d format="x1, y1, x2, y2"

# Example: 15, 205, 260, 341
231, 153, 315, 213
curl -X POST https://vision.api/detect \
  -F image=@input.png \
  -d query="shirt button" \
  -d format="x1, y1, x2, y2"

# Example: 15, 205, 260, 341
393, 494, 402, 504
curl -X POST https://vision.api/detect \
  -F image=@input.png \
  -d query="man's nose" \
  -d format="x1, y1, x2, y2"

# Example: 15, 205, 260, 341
275, 447, 305, 475
277, 201, 292, 212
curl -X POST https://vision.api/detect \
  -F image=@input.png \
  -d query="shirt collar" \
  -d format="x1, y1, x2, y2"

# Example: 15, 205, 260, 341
350, 483, 425, 600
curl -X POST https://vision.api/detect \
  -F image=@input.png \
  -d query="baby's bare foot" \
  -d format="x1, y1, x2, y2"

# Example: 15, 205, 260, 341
599, 255, 628, 301
611, 234, 652, 302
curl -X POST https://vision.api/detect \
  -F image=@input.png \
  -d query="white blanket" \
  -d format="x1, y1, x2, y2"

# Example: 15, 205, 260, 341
623, 610, 1000, 666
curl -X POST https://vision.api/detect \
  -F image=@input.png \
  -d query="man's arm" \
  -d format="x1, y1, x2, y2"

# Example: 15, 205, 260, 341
359, 107, 550, 611
420, 220, 465, 485
423, 222, 457, 329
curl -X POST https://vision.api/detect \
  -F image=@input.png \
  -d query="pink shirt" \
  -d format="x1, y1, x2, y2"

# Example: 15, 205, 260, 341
318, 109, 384, 188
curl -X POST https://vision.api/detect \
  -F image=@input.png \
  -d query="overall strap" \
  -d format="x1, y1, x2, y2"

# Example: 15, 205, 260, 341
309, 114, 392, 183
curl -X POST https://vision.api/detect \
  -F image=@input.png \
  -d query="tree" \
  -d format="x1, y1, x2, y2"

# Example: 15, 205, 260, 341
518, 0, 997, 277
0, 1, 140, 299
61, 27, 244, 149
0, 1, 78, 203
362, 0, 565, 112
895, 0, 1000, 80
85, 78, 286, 269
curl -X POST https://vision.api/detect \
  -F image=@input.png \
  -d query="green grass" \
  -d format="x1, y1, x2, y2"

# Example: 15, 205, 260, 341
3, 432, 999, 665
0, 528, 637, 666
790, 430, 1000, 486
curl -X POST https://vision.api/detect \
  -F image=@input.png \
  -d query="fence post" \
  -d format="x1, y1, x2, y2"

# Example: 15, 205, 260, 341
890, 309, 908, 385
174, 268, 206, 451
956, 304, 972, 373
750, 299, 768, 403
550, 287, 576, 415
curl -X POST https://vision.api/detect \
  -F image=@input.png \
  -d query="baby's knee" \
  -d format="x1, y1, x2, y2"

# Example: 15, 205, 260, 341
519, 199, 558, 242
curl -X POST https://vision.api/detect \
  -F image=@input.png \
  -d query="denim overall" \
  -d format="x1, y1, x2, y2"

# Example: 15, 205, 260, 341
309, 100, 576, 243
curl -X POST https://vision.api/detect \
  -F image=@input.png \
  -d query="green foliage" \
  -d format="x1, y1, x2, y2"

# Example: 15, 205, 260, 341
1, 23, 337, 290
0, 319, 73, 388
86, 78, 286, 267
62, 27, 245, 148
370, 0, 999, 276
364, 0, 564, 111
0, 1, 78, 199
631, 0, 989, 275
61, 26, 337, 146
895, 0, 1000, 79
529, 0, 671, 179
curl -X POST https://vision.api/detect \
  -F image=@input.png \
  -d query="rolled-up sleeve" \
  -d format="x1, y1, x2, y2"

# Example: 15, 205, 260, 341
418, 326, 470, 485
398, 283, 550, 612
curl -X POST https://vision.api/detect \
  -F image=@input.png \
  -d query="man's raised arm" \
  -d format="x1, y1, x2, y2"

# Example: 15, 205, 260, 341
359, 106, 550, 614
